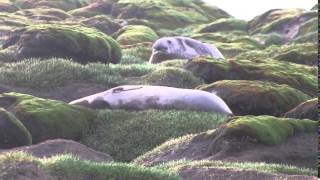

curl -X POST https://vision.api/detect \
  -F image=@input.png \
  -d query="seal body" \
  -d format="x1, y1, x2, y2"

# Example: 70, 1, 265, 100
149, 36, 225, 64
69, 85, 233, 115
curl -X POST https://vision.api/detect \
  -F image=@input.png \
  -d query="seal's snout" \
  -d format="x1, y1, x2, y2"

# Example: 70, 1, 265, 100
153, 45, 168, 52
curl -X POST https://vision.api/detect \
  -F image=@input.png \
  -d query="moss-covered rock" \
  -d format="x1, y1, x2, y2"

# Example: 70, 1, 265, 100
184, 57, 317, 96
248, 9, 317, 42
197, 18, 248, 33
198, 80, 311, 116
219, 115, 316, 145
14, 8, 72, 21
0, 107, 32, 148
292, 17, 317, 44
80, 15, 122, 35
0, 152, 180, 180
114, 25, 159, 45
235, 43, 317, 66
144, 67, 203, 88
284, 98, 317, 121
2, 24, 122, 64
68, 0, 114, 17
111, 0, 230, 29
0, 2, 18, 13
82, 109, 228, 162
0, 92, 96, 143
12, 0, 89, 11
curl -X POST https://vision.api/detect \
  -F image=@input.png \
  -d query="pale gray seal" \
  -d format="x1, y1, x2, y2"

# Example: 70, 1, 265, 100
149, 36, 225, 64
69, 85, 233, 116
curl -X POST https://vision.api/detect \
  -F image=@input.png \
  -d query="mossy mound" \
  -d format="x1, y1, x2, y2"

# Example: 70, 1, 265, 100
121, 42, 153, 63
68, 0, 114, 18
293, 17, 317, 44
14, 8, 72, 21
2, 24, 122, 64
82, 109, 228, 162
248, 9, 317, 41
0, 92, 96, 143
0, 107, 32, 148
284, 98, 317, 121
80, 15, 122, 35
197, 18, 248, 33
112, 0, 230, 29
160, 160, 317, 178
144, 67, 203, 88
219, 115, 316, 145
184, 57, 317, 96
0, 152, 180, 180
0, 2, 18, 13
236, 43, 317, 66
114, 25, 159, 45
198, 80, 311, 116
12, 0, 89, 11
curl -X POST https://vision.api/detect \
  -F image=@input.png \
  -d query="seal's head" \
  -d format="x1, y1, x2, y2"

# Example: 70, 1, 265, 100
149, 37, 186, 63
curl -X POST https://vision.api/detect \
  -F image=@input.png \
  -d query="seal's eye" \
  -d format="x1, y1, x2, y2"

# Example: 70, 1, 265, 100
167, 40, 172, 44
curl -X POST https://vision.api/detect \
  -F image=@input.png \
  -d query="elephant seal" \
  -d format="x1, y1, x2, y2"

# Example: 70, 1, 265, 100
69, 85, 233, 116
149, 36, 225, 64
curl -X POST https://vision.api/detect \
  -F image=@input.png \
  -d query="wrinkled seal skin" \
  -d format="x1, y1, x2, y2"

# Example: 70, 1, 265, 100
69, 85, 233, 116
149, 36, 225, 64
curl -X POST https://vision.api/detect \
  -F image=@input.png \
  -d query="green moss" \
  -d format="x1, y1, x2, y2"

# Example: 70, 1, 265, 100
15, 8, 71, 20
0, 107, 32, 148
115, 25, 159, 45
160, 160, 316, 176
82, 109, 228, 162
11, 0, 89, 11
224, 115, 316, 145
197, 18, 248, 33
80, 15, 121, 35
144, 67, 203, 88
198, 80, 311, 116
284, 98, 317, 121
5, 23, 122, 63
185, 57, 317, 96
0, 152, 180, 180
0, 92, 96, 143
121, 44, 152, 63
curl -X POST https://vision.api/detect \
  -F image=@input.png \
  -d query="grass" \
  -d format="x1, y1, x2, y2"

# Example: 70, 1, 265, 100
0, 151, 180, 180
82, 109, 228, 162
159, 160, 317, 176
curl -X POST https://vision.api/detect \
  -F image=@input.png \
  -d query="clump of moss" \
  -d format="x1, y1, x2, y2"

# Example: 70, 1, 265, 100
121, 43, 152, 62
114, 25, 159, 45
3, 24, 122, 64
0, 107, 32, 148
198, 80, 311, 116
80, 15, 122, 35
197, 18, 248, 33
0, 152, 180, 180
284, 98, 317, 121
68, 0, 114, 17
11, 0, 89, 11
14, 8, 72, 20
145, 67, 203, 88
184, 57, 317, 96
222, 115, 316, 145
0, 92, 96, 143
82, 109, 228, 162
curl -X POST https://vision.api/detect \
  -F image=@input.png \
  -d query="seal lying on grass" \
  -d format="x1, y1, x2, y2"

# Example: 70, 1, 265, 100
69, 85, 233, 115
149, 36, 225, 64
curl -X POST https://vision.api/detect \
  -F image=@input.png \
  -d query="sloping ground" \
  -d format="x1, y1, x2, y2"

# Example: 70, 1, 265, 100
0, 151, 180, 180
284, 98, 317, 121
135, 116, 317, 169
0, 139, 113, 162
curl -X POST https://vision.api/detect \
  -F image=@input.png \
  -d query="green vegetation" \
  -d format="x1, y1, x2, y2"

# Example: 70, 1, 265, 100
198, 80, 311, 116
223, 115, 316, 145
115, 25, 159, 45
284, 98, 317, 121
144, 67, 203, 88
160, 160, 317, 176
3, 24, 122, 64
197, 18, 248, 33
185, 57, 317, 96
0, 92, 96, 143
0, 152, 180, 180
0, 107, 32, 148
82, 109, 228, 162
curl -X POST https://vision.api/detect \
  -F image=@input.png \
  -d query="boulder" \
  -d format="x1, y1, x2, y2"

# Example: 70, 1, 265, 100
0, 92, 96, 143
0, 107, 32, 148
2, 24, 122, 64
198, 80, 311, 116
